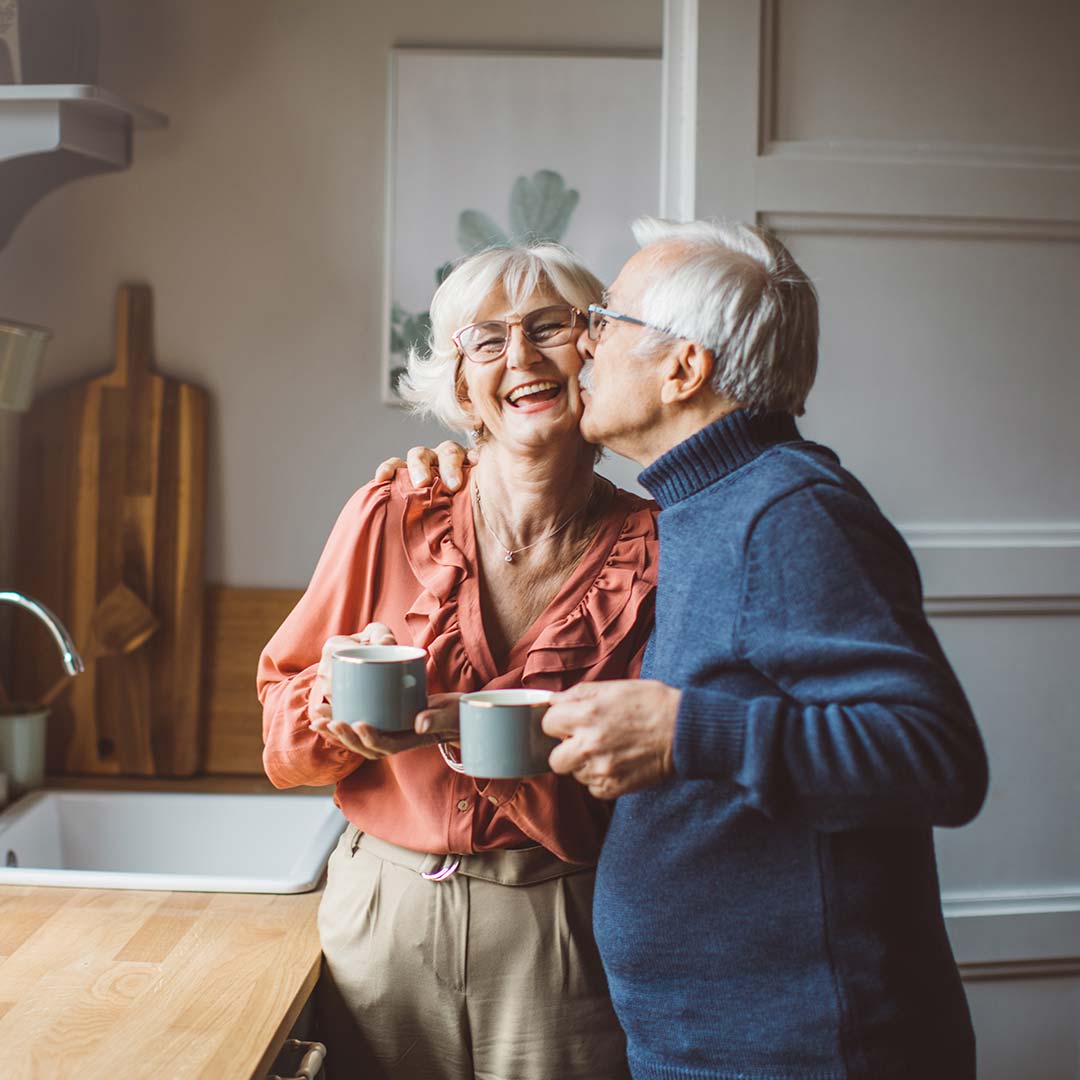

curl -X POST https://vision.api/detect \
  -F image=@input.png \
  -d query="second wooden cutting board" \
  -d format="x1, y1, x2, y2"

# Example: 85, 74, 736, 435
14, 284, 208, 776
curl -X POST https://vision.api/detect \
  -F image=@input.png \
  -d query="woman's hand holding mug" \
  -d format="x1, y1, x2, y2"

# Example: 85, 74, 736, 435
308, 623, 460, 759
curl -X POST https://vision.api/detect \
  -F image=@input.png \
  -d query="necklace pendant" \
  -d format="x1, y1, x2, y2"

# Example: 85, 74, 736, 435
504, 551, 514, 563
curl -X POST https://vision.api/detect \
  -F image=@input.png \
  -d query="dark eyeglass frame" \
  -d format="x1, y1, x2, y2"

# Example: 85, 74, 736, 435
586, 303, 672, 342
452, 304, 585, 364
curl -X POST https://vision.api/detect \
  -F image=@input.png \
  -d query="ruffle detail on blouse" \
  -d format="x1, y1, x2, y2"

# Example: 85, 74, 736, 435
521, 500, 658, 683
399, 474, 657, 689
399, 477, 476, 691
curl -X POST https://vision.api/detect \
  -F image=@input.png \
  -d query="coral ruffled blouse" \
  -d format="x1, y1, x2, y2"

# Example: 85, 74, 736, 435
258, 471, 658, 866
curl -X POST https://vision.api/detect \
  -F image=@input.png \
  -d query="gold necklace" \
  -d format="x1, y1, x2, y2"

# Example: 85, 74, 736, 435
473, 476, 597, 564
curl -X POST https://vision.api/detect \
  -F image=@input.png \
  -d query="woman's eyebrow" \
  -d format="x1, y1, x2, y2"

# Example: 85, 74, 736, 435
602, 290, 611, 306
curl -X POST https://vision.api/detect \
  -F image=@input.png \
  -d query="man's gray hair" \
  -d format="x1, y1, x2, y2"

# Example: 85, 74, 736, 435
630, 217, 818, 415
398, 243, 603, 433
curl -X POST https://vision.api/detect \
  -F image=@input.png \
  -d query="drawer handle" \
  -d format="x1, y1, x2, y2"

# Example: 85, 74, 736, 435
267, 1038, 326, 1080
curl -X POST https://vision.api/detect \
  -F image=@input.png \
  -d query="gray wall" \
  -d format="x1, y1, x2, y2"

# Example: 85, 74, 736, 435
680, 2, 1080, 1076
0, 0, 661, 590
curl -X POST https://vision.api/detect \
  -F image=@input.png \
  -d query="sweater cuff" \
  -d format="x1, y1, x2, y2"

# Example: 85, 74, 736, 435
673, 686, 748, 780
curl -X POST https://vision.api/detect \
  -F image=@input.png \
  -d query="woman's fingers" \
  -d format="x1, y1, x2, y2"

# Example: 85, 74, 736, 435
415, 692, 461, 735
357, 622, 396, 646
327, 721, 383, 759
415, 704, 459, 736
309, 699, 332, 724
321, 634, 360, 663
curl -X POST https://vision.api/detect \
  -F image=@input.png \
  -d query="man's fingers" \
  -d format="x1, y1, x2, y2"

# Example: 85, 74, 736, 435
585, 776, 622, 801
374, 456, 407, 482
406, 447, 439, 488
357, 622, 396, 646
548, 734, 592, 776
435, 440, 469, 491
541, 700, 593, 739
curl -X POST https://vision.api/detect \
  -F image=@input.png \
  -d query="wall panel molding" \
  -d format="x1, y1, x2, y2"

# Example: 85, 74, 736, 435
764, 139, 1080, 172
753, 155, 1080, 222
764, 210, 1080, 242
959, 958, 1080, 983
944, 889, 1080, 970
896, 524, 1080, 602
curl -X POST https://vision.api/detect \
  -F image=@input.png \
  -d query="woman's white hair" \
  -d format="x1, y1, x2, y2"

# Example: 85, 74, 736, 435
398, 243, 604, 433
629, 217, 819, 415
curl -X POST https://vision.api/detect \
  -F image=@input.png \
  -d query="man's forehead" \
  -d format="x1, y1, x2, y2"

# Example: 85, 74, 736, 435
609, 244, 669, 305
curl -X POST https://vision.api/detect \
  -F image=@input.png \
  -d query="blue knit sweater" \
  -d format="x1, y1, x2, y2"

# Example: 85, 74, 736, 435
594, 410, 988, 1080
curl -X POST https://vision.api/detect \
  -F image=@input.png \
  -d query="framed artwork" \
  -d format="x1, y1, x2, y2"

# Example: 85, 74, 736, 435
382, 48, 662, 403
0, 0, 20, 82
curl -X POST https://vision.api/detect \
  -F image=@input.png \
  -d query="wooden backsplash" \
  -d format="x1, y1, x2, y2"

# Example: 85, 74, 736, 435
201, 585, 301, 775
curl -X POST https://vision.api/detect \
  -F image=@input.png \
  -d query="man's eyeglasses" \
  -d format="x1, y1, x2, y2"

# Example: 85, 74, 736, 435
586, 304, 669, 343
452, 305, 583, 364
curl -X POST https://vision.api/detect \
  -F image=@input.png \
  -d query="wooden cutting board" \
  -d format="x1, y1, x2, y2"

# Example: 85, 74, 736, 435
13, 284, 208, 776
201, 585, 303, 775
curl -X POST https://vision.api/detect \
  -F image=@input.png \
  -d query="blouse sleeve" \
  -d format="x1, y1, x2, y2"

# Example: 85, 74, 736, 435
257, 481, 393, 788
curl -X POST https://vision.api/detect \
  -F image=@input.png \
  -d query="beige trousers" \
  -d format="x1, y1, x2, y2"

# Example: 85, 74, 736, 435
316, 826, 631, 1080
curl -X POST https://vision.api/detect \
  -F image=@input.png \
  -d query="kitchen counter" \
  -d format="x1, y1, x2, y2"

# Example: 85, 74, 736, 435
0, 776, 330, 1079
0, 882, 322, 1079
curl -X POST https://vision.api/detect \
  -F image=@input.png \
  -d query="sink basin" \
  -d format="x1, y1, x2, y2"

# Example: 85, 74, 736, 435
0, 789, 346, 893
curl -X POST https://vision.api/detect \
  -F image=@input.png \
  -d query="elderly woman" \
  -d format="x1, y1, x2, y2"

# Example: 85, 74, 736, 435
257, 243, 657, 1080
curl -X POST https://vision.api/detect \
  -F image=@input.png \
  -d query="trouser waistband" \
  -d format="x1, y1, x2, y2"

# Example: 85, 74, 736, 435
352, 828, 593, 886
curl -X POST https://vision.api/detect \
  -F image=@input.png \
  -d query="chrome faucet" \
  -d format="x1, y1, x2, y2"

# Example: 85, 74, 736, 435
0, 592, 85, 676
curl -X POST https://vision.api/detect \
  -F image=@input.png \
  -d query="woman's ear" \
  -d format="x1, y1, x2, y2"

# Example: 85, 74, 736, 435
659, 342, 716, 405
454, 361, 475, 416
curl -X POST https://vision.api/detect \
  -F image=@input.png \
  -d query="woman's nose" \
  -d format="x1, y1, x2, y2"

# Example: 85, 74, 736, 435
505, 325, 542, 368
576, 330, 595, 361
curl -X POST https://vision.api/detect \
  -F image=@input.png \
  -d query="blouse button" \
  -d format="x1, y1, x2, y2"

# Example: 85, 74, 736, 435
487, 795, 499, 806
456, 799, 470, 812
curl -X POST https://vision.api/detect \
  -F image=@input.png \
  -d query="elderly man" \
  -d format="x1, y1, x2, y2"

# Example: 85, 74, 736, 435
380, 218, 988, 1080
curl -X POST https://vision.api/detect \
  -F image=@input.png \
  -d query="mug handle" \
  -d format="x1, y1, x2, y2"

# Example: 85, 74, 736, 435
438, 742, 466, 773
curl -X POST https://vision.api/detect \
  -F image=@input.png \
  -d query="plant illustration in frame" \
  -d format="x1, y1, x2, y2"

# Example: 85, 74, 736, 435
388, 169, 580, 396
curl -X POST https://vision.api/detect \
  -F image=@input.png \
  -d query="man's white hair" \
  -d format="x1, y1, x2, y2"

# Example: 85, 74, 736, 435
630, 217, 819, 415
398, 243, 603, 433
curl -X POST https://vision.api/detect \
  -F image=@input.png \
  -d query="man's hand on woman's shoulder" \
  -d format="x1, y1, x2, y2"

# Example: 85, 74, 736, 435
374, 441, 475, 492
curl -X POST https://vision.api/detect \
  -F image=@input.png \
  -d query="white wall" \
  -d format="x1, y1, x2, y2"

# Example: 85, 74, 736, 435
0, 0, 661, 588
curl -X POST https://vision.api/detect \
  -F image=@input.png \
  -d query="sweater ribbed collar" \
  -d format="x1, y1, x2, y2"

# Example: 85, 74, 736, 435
638, 409, 801, 508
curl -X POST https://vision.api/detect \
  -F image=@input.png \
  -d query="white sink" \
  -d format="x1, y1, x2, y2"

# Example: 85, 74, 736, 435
0, 789, 346, 893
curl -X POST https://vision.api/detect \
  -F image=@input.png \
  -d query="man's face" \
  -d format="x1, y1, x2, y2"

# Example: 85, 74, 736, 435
577, 248, 668, 464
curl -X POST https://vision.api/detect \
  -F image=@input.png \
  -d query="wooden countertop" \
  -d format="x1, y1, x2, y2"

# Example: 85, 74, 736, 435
0, 777, 329, 1080
0, 883, 322, 1079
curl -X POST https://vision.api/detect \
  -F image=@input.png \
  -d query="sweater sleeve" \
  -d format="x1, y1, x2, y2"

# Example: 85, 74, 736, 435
257, 481, 392, 789
673, 482, 988, 830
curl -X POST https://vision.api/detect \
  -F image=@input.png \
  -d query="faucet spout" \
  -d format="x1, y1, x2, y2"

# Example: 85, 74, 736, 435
0, 592, 85, 676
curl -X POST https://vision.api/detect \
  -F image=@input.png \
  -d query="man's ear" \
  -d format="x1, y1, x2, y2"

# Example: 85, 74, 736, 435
659, 341, 716, 405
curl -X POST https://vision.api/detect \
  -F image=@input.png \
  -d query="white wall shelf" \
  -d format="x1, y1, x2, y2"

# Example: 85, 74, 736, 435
0, 84, 168, 248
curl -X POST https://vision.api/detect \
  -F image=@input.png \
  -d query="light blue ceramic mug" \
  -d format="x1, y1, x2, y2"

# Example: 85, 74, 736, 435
330, 645, 427, 732
449, 689, 557, 778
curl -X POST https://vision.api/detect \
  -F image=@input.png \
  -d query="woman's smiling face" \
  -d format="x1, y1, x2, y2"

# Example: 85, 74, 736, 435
457, 287, 587, 453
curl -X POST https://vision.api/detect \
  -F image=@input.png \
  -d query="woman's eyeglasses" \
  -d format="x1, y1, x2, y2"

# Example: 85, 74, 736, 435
453, 305, 583, 364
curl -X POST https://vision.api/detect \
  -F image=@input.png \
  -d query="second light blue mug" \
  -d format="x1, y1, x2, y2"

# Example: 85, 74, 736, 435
449, 689, 557, 778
